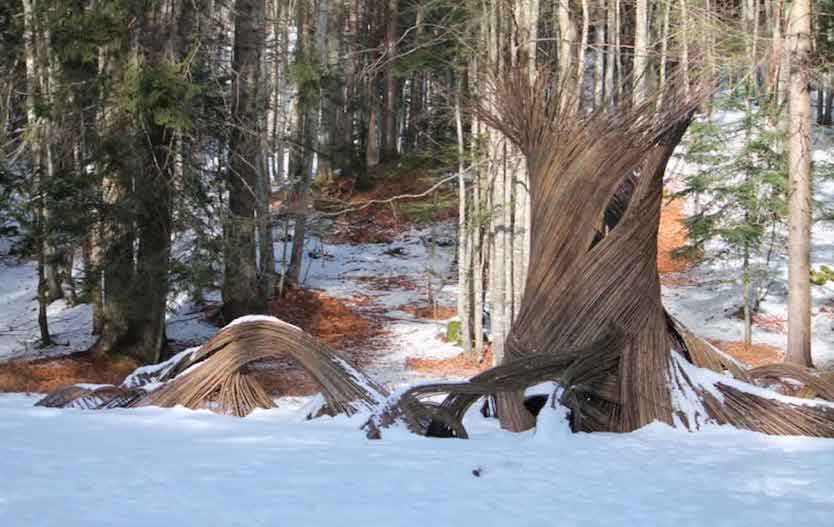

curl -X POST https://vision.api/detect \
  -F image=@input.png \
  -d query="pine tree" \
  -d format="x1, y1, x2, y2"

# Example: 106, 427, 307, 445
676, 96, 789, 348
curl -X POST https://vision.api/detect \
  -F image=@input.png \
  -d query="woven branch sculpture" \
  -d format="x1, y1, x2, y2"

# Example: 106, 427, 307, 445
37, 72, 834, 440
363, 71, 834, 438
37, 317, 387, 418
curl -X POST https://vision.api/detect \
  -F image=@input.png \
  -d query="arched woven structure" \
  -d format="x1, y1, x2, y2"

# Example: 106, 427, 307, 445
37, 317, 386, 417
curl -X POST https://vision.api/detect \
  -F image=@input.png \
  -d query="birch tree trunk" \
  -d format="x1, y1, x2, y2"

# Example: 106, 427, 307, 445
558, 0, 576, 86
455, 82, 472, 357
605, 0, 616, 104
785, 0, 813, 367
576, 0, 589, 110
680, 0, 691, 100
512, 0, 535, 319
632, 0, 648, 105
775, 0, 791, 107
593, 1, 605, 108
656, 0, 671, 109
470, 32, 485, 359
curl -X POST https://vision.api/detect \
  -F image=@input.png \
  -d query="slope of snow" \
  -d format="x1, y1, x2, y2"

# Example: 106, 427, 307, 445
0, 255, 217, 361
276, 221, 462, 388
278, 220, 456, 307
1, 393, 833, 526
0, 258, 94, 361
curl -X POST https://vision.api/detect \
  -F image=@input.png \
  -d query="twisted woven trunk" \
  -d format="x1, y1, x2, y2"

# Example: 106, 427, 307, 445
365, 72, 834, 438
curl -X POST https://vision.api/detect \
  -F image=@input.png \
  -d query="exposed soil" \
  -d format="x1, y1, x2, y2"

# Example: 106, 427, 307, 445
268, 286, 384, 360
750, 313, 787, 334
251, 366, 322, 397
406, 348, 494, 378
0, 352, 139, 394
353, 275, 420, 291
708, 339, 784, 368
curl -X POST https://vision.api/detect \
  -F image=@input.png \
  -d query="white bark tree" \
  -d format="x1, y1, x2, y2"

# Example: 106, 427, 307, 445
785, 0, 813, 367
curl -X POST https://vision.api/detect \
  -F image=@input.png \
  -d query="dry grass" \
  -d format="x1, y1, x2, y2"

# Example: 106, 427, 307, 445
0, 353, 139, 394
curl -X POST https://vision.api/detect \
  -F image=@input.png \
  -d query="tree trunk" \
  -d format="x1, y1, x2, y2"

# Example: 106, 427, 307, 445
605, 0, 617, 104
224, 0, 268, 320
679, 0, 690, 100
785, 0, 813, 367
743, 250, 753, 350
558, 0, 577, 97
776, 1, 791, 107
97, 21, 138, 359
455, 81, 472, 357
85, 227, 103, 335
576, 0, 590, 110
656, 0, 671, 109
288, 0, 324, 286
405, 5, 425, 152
470, 44, 485, 359
593, 1, 605, 108
94, 2, 197, 363
21, 0, 51, 345
632, 0, 648, 105
381, 0, 398, 160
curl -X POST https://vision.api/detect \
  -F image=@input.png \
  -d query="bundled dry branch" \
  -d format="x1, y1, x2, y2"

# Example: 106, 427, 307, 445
36, 384, 147, 410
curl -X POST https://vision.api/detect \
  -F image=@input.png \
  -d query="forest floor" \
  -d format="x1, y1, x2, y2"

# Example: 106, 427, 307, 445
2, 144, 834, 525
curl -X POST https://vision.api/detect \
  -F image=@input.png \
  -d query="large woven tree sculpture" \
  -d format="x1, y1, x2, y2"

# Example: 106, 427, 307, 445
366, 72, 834, 438
483, 72, 695, 432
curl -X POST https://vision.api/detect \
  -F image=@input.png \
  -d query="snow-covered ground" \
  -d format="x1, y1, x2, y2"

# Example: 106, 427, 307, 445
2, 393, 834, 526
0, 258, 95, 361
0, 253, 217, 361
278, 220, 463, 387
